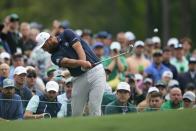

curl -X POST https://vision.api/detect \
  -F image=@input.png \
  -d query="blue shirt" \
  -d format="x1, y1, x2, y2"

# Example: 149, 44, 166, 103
0, 93, 23, 120
145, 62, 170, 83
51, 29, 99, 76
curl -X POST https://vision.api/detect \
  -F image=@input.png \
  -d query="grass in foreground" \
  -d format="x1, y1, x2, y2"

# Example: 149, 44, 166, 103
0, 109, 195, 131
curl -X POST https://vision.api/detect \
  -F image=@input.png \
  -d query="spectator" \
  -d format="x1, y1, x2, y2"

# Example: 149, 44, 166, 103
144, 38, 154, 60
142, 78, 153, 97
102, 42, 127, 90
155, 81, 167, 100
81, 29, 93, 47
137, 86, 159, 112
13, 66, 32, 108
182, 91, 195, 109
161, 70, 173, 86
167, 37, 179, 58
25, 67, 43, 96
58, 77, 73, 117
180, 37, 192, 59
126, 40, 150, 74
0, 52, 11, 65
116, 32, 127, 53
24, 81, 66, 119
162, 47, 178, 79
178, 57, 196, 92
170, 44, 189, 73
152, 36, 161, 50
0, 63, 10, 88
161, 87, 183, 110
0, 78, 23, 120
9, 53, 24, 79
145, 92, 163, 112
92, 42, 104, 59
144, 50, 169, 83
105, 82, 137, 115
19, 22, 36, 57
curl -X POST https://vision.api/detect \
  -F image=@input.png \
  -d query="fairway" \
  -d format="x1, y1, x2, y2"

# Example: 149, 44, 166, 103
0, 109, 195, 131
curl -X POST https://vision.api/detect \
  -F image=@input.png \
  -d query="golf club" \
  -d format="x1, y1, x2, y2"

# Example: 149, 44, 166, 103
81, 44, 135, 71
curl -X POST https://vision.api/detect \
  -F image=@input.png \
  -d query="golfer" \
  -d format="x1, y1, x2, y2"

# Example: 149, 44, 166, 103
36, 29, 106, 116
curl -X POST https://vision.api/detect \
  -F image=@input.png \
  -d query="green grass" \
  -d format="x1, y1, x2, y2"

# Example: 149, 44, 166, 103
0, 109, 195, 131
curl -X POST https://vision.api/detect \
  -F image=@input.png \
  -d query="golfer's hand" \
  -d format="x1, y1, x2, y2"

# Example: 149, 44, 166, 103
80, 61, 92, 69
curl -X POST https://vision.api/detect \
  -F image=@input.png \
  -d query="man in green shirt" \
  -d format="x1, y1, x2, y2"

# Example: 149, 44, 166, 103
102, 42, 128, 90
161, 87, 183, 110
105, 82, 137, 115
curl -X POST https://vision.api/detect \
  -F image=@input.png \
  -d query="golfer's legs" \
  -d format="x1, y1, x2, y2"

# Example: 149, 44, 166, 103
88, 65, 106, 116
71, 75, 89, 116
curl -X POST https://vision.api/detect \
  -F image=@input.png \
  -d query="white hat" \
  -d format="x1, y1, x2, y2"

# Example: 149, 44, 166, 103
14, 66, 27, 75
134, 40, 144, 47
110, 41, 121, 51
0, 52, 11, 59
65, 77, 73, 84
174, 44, 183, 49
46, 81, 59, 92
167, 38, 179, 47
144, 78, 153, 84
125, 31, 135, 41
36, 32, 50, 49
117, 82, 130, 92
152, 36, 161, 43
148, 87, 159, 94
162, 70, 173, 79
168, 80, 179, 88
183, 91, 196, 102
134, 73, 143, 81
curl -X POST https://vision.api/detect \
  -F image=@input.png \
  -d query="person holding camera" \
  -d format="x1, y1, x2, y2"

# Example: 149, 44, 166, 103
102, 41, 128, 90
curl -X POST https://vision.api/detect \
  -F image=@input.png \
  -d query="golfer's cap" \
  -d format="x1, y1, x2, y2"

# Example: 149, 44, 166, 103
14, 66, 27, 75
0, 52, 11, 59
46, 81, 59, 92
117, 82, 130, 92
174, 44, 183, 49
153, 50, 163, 56
3, 78, 15, 89
167, 38, 179, 47
183, 91, 196, 102
36, 32, 50, 49
144, 78, 153, 84
152, 36, 161, 44
189, 57, 196, 64
148, 87, 159, 94
134, 40, 144, 47
162, 70, 173, 79
110, 41, 121, 51
125, 31, 135, 41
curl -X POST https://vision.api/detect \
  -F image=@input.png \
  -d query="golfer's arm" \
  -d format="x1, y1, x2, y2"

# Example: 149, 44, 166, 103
60, 58, 84, 68
72, 41, 86, 60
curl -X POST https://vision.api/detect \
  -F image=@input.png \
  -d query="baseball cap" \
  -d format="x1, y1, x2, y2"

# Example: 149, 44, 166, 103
143, 78, 153, 84
0, 52, 11, 59
14, 66, 27, 75
148, 87, 159, 94
36, 32, 50, 49
153, 50, 163, 56
92, 42, 104, 49
96, 31, 110, 39
125, 31, 135, 41
189, 57, 196, 64
174, 44, 183, 49
3, 78, 15, 88
134, 73, 143, 81
65, 77, 73, 84
155, 81, 166, 88
46, 81, 59, 92
168, 80, 179, 88
134, 40, 144, 47
110, 41, 121, 51
9, 13, 19, 22
162, 70, 173, 79
167, 38, 179, 47
117, 82, 130, 92
183, 91, 196, 102
152, 36, 161, 44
